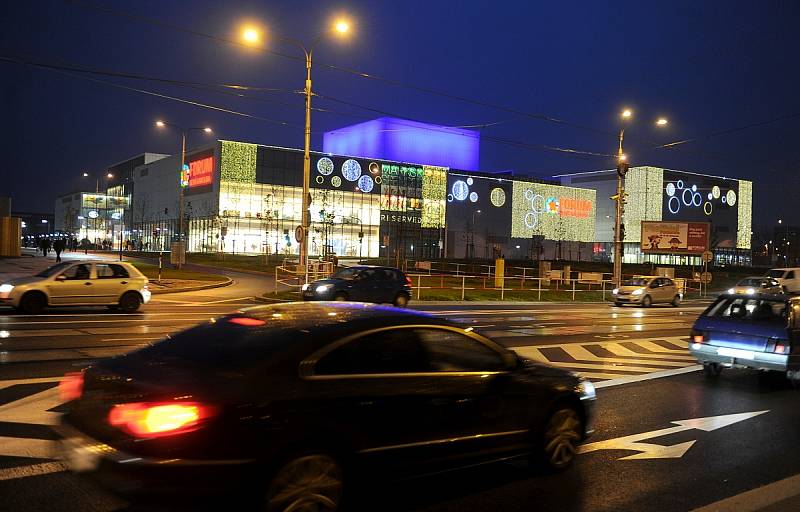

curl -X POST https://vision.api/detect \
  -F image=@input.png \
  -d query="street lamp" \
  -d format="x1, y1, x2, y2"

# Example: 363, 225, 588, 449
240, 18, 352, 279
155, 120, 213, 267
612, 109, 669, 287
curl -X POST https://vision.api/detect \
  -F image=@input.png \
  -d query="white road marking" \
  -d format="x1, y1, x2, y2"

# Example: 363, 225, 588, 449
600, 341, 695, 360
578, 410, 769, 459
595, 365, 703, 388
0, 461, 66, 481
691, 471, 800, 512
560, 344, 691, 367
0, 436, 54, 458
0, 386, 60, 425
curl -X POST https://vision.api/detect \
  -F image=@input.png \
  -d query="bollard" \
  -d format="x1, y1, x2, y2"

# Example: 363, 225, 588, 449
572, 279, 576, 301
417, 275, 422, 300
158, 251, 163, 284
461, 275, 466, 301
538, 277, 542, 301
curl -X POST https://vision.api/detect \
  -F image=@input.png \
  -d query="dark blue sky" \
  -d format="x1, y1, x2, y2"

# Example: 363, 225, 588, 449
2, 0, 798, 233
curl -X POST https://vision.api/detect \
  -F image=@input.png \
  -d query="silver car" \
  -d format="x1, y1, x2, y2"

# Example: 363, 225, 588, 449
612, 276, 681, 307
727, 276, 782, 295
0, 261, 151, 314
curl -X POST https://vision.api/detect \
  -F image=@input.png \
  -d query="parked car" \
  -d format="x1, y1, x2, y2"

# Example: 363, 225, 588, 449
727, 276, 782, 295
55, 303, 595, 509
766, 268, 800, 294
689, 293, 800, 381
0, 261, 150, 314
612, 276, 681, 307
302, 265, 413, 307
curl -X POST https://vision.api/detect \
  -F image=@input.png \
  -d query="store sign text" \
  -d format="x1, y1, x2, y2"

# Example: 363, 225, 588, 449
189, 156, 214, 188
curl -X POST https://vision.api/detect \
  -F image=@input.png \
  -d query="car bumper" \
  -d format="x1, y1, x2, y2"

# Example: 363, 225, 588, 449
689, 343, 791, 372
612, 294, 642, 303
141, 289, 151, 304
54, 423, 256, 496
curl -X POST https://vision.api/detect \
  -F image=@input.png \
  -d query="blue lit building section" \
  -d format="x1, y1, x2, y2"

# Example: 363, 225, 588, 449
323, 117, 480, 171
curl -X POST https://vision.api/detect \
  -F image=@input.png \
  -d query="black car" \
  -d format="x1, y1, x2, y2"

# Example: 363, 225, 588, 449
56, 303, 595, 510
302, 265, 413, 307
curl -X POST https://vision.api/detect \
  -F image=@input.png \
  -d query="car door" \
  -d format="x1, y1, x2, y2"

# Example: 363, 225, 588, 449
786, 270, 797, 293
48, 263, 95, 305
304, 327, 454, 473
350, 269, 377, 302
662, 278, 677, 301
93, 263, 131, 304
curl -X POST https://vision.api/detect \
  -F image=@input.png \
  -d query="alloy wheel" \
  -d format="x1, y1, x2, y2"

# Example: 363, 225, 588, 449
543, 408, 582, 470
266, 454, 343, 512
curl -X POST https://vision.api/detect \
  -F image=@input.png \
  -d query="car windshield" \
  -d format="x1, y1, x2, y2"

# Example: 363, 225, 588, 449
768, 270, 786, 278
34, 262, 74, 278
623, 278, 649, 286
332, 268, 360, 280
737, 278, 761, 286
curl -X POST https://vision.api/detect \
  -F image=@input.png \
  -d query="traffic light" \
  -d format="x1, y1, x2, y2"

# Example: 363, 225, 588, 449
619, 222, 626, 241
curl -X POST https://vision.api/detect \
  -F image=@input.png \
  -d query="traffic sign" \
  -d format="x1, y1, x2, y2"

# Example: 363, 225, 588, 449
702, 250, 713, 263
295, 225, 304, 243
700, 272, 712, 284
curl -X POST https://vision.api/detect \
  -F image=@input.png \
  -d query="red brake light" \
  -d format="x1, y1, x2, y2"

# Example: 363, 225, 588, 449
405, 276, 413, 286
228, 317, 266, 326
775, 344, 787, 354
693, 334, 704, 344
108, 402, 215, 438
59, 372, 84, 401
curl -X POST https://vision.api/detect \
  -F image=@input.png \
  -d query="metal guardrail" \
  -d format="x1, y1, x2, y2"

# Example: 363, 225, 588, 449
274, 261, 334, 293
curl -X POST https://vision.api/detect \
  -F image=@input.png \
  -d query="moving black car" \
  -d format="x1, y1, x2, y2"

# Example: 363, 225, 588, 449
56, 303, 595, 510
302, 265, 413, 306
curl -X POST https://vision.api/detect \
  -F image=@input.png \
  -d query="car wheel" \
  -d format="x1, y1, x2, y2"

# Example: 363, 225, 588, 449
671, 295, 681, 307
333, 293, 348, 301
541, 407, 582, 471
641, 295, 652, 308
702, 362, 723, 378
265, 453, 343, 512
20, 292, 47, 315
393, 293, 409, 308
119, 292, 141, 313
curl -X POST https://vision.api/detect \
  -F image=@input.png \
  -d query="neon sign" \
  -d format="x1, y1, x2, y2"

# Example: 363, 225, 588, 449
188, 156, 214, 188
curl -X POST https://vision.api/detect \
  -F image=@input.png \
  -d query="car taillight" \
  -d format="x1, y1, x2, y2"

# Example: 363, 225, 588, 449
108, 402, 215, 438
775, 343, 789, 354
690, 330, 705, 348
59, 372, 84, 401
405, 276, 413, 286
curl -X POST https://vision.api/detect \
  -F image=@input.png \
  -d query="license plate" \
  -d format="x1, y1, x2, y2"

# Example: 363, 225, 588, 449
717, 347, 755, 360
61, 437, 102, 472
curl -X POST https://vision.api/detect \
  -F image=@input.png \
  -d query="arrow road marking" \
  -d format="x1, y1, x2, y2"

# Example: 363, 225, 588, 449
577, 410, 769, 460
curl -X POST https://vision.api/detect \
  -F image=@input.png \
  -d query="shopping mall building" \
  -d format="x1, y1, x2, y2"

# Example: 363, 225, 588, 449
54, 117, 753, 265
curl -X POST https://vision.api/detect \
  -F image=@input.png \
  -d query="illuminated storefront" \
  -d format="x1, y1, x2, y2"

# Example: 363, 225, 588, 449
54, 191, 129, 244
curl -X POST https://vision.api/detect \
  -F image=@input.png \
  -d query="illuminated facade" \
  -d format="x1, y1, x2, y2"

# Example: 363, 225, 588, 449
557, 168, 753, 265
54, 192, 129, 243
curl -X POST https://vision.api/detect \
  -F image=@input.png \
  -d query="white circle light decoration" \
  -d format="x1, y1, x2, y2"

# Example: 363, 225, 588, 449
726, 189, 737, 206
341, 159, 362, 181
357, 175, 374, 193
712, 185, 721, 199
666, 183, 676, 197
490, 187, 506, 207
452, 180, 469, 201
88, 210, 99, 219
316, 157, 334, 176
469, 192, 478, 203
467, 177, 474, 186
331, 176, 342, 188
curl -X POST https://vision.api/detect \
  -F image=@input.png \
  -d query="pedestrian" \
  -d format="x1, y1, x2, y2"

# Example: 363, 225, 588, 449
53, 238, 65, 262
80, 237, 90, 255
38, 237, 47, 257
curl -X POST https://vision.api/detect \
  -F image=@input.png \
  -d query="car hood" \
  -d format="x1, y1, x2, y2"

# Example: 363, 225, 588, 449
616, 285, 646, 293
519, 357, 582, 383
308, 278, 346, 288
2, 276, 43, 287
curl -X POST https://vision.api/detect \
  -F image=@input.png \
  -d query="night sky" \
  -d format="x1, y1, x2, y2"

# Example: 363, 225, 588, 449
2, 0, 798, 235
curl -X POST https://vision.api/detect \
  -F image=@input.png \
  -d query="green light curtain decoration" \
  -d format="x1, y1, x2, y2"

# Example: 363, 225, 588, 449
220, 141, 257, 183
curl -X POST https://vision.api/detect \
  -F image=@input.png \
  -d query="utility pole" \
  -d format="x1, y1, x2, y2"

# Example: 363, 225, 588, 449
612, 127, 629, 287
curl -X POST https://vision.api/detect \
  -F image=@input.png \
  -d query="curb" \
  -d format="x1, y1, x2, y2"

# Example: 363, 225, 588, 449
150, 277, 234, 295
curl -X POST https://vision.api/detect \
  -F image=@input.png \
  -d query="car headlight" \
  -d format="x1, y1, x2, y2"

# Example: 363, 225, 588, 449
301, 283, 310, 291
612, 288, 619, 294
746, 288, 755, 295
0, 284, 13, 293
631, 289, 643, 295
577, 380, 596, 401
727, 288, 735, 294
315, 285, 330, 293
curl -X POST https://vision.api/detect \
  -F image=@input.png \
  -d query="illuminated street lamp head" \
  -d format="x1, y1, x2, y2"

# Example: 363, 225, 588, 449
621, 109, 632, 119
203, 127, 213, 133
106, 173, 114, 179
242, 27, 260, 44
82, 172, 89, 177
619, 153, 628, 162
334, 19, 350, 34
656, 118, 669, 126
156, 120, 165, 127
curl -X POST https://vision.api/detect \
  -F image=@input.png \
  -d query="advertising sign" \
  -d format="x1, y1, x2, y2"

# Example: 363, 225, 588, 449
188, 156, 214, 188
640, 221, 710, 254
510, 181, 596, 242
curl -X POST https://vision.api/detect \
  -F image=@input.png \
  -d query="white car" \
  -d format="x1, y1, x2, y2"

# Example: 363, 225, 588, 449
0, 261, 151, 314
767, 268, 800, 294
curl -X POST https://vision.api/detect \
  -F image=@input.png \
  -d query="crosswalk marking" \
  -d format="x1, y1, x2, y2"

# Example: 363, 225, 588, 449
560, 344, 689, 367
600, 342, 695, 360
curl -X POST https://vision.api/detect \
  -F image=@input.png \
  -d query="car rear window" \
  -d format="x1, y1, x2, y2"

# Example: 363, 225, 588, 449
768, 270, 786, 278
705, 296, 788, 324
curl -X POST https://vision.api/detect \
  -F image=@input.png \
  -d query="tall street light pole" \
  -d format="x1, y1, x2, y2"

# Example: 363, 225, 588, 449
611, 110, 669, 287
241, 19, 351, 281
156, 121, 212, 268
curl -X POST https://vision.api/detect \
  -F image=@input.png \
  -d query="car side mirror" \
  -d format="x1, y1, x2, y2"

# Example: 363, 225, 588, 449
503, 352, 520, 370
55, 275, 67, 281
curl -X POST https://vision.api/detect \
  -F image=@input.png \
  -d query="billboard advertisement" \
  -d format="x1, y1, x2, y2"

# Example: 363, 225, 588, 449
510, 181, 596, 242
640, 221, 710, 254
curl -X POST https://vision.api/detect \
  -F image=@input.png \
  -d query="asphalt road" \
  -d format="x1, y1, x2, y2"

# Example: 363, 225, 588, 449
1, 275, 798, 511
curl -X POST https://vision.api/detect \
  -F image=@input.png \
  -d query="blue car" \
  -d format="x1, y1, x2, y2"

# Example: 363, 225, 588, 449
689, 293, 800, 382
301, 265, 413, 307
